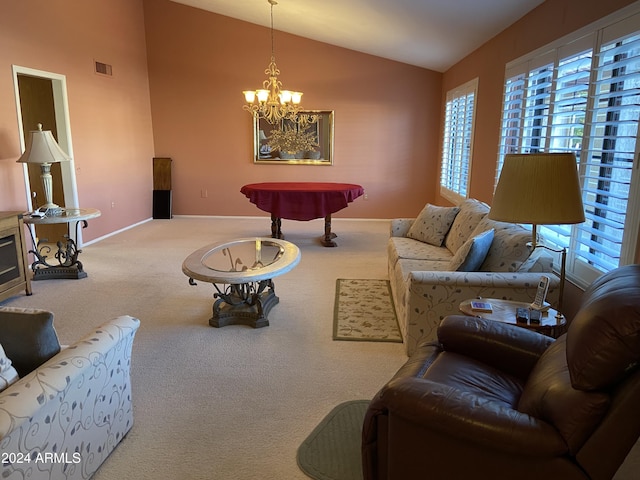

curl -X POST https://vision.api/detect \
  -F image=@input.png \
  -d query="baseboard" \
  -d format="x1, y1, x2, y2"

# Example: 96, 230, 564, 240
82, 217, 153, 247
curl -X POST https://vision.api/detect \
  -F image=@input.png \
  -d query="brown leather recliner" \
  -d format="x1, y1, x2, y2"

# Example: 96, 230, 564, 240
362, 264, 640, 480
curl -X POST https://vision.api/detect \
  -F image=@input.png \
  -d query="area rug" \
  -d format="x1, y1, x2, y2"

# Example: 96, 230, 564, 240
333, 279, 401, 342
297, 400, 369, 480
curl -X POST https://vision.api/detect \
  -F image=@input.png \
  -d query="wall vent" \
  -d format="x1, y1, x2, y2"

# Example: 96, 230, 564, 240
94, 61, 113, 77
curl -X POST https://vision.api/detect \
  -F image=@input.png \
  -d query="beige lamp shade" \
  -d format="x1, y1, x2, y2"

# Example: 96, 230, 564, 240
16, 123, 70, 214
17, 124, 71, 164
489, 153, 585, 225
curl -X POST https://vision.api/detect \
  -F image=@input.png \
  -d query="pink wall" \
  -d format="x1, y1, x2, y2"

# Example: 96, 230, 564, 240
0, 0, 154, 241
437, 0, 638, 206
143, 0, 442, 219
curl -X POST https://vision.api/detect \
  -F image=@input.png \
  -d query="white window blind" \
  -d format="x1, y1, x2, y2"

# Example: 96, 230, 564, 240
441, 78, 478, 203
497, 8, 640, 286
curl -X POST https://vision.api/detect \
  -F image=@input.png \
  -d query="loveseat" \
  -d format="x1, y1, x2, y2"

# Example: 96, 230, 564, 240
0, 307, 140, 480
389, 198, 559, 355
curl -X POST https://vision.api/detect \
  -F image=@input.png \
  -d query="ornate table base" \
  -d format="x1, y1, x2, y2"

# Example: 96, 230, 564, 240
209, 290, 280, 328
189, 278, 279, 328
30, 236, 88, 280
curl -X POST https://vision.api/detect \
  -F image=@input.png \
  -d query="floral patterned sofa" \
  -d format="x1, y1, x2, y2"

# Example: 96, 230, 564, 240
389, 198, 559, 356
0, 307, 140, 479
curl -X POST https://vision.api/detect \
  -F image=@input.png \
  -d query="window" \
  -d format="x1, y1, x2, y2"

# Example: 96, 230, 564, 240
440, 78, 478, 204
497, 9, 640, 287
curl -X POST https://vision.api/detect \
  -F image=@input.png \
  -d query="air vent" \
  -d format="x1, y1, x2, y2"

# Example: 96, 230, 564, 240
94, 61, 113, 77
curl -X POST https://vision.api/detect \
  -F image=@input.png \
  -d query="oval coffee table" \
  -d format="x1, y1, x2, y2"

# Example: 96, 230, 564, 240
182, 237, 301, 328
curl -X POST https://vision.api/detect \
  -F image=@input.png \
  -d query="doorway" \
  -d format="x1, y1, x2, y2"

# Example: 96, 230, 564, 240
12, 66, 80, 244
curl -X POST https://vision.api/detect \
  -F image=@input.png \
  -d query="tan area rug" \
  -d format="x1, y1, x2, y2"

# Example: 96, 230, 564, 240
333, 279, 401, 343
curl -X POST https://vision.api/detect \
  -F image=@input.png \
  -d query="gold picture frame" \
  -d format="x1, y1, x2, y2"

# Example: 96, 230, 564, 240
253, 110, 334, 165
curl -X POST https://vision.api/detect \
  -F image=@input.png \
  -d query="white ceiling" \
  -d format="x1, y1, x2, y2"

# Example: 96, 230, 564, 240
170, 0, 545, 72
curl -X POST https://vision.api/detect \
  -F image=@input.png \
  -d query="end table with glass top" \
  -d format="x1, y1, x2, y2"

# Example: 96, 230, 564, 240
459, 298, 567, 338
22, 208, 101, 280
182, 237, 301, 328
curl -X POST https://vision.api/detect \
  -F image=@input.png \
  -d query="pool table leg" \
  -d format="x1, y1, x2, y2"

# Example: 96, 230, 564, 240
322, 215, 338, 247
271, 214, 284, 239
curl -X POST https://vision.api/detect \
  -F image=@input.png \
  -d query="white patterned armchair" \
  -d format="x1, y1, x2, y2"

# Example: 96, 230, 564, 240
389, 199, 559, 356
0, 311, 140, 479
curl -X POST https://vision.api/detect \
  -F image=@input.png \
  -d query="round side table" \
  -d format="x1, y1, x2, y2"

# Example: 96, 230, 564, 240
459, 298, 567, 338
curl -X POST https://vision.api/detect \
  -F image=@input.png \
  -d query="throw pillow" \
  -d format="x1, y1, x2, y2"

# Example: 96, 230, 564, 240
0, 307, 60, 377
407, 204, 460, 246
449, 228, 495, 271
0, 343, 19, 392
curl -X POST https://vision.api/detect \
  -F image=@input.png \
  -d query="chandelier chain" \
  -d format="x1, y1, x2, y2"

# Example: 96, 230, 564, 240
270, 0, 275, 59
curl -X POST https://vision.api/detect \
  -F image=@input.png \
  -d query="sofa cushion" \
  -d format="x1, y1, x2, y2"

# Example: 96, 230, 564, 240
0, 307, 61, 377
407, 204, 460, 246
449, 229, 494, 272
518, 336, 610, 454
445, 199, 489, 255
471, 217, 533, 272
0, 343, 19, 392
388, 237, 455, 265
566, 264, 640, 391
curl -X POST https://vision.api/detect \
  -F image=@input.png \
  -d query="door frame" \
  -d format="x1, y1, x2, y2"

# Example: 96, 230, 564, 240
12, 65, 80, 242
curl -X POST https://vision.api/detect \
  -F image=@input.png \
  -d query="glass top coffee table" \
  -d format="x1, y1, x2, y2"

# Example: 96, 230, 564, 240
182, 237, 300, 328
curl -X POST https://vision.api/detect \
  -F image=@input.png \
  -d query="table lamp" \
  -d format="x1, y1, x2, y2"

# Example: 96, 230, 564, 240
17, 123, 70, 216
488, 152, 585, 319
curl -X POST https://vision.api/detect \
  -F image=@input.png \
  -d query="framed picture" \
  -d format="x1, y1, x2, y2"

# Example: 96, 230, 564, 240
253, 110, 334, 165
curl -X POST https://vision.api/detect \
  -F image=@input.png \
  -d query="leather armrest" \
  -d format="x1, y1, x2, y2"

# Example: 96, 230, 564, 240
381, 376, 568, 457
437, 315, 554, 379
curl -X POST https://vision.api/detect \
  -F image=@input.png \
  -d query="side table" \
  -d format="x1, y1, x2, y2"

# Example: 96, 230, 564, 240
23, 208, 101, 280
459, 298, 567, 338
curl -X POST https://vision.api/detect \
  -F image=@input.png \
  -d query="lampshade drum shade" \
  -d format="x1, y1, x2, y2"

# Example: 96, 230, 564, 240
489, 153, 585, 225
17, 124, 71, 165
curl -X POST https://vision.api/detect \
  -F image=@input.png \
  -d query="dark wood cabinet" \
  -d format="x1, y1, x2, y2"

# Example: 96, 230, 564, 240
153, 157, 172, 219
0, 212, 32, 302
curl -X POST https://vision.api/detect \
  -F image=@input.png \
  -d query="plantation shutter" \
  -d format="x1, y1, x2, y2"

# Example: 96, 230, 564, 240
575, 22, 640, 275
441, 78, 478, 203
539, 37, 595, 250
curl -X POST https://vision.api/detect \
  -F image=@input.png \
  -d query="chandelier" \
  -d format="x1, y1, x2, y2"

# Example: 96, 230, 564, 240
242, 0, 304, 125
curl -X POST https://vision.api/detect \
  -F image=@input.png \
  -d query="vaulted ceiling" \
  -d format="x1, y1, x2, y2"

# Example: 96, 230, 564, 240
170, 0, 545, 72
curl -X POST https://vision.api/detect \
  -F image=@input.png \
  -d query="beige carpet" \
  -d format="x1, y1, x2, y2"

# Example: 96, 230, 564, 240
2, 216, 407, 480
